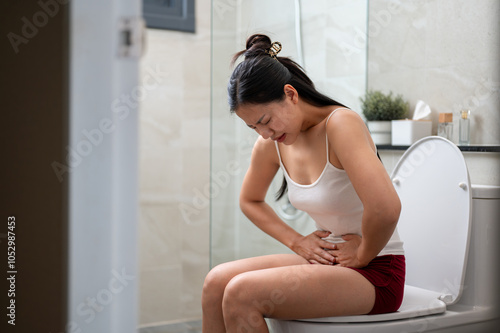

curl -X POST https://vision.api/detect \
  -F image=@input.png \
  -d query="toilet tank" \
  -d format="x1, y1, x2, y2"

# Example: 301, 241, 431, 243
455, 184, 500, 309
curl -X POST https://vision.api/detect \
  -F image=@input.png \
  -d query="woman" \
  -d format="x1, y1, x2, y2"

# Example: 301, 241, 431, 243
202, 34, 405, 333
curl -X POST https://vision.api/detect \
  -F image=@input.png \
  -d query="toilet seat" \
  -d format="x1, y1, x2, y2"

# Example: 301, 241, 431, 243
277, 137, 472, 326
297, 285, 445, 323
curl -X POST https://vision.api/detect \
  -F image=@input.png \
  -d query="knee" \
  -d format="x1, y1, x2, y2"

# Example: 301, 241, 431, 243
221, 273, 251, 316
202, 263, 234, 309
223, 274, 268, 330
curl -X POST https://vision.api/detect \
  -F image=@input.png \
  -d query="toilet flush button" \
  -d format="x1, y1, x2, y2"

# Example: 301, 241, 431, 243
458, 182, 467, 190
392, 178, 400, 185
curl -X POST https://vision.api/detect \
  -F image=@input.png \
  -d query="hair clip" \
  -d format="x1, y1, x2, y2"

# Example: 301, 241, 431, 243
267, 41, 282, 59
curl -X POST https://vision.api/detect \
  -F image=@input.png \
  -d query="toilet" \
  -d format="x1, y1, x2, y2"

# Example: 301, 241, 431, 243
268, 136, 500, 333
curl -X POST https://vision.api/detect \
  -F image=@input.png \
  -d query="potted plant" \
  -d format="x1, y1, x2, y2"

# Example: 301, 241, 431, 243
360, 90, 409, 145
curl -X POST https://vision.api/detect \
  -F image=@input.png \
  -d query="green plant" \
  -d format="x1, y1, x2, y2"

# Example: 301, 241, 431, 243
360, 90, 409, 121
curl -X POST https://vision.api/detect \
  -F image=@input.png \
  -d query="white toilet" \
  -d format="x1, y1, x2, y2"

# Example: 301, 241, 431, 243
269, 137, 500, 333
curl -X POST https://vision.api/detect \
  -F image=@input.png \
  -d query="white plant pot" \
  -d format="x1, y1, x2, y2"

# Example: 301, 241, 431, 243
367, 121, 392, 145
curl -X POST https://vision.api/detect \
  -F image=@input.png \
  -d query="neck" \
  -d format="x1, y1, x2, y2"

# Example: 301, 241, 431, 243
299, 101, 337, 131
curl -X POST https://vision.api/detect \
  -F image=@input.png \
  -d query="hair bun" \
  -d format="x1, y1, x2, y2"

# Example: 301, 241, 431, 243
244, 34, 272, 58
230, 34, 277, 65
246, 34, 272, 50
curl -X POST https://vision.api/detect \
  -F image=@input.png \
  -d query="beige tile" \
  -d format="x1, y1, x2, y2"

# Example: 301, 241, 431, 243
139, 205, 182, 270
180, 221, 210, 319
138, 2, 213, 326
139, 266, 182, 324
139, 145, 183, 197
139, 112, 182, 149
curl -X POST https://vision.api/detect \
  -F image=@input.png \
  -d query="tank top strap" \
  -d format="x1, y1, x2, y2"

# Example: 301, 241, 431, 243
324, 108, 350, 160
274, 140, 284, 166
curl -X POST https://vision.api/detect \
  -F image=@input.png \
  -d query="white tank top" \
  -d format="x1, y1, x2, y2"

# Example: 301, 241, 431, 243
275, 109, 404, 256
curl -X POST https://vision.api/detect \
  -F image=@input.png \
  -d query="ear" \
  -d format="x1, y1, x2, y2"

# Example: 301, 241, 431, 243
283, 84, 299, 104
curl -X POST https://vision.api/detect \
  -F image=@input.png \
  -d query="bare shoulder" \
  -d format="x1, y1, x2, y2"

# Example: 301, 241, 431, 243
327, 108, 365, 128
326, 108, 370, 142
325, 108, 376, 168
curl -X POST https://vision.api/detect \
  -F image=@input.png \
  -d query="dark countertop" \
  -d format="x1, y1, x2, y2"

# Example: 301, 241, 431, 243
377, 144, 500, 152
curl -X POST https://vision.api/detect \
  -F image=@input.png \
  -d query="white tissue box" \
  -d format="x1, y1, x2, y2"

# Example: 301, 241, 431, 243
391, 120, 432, 145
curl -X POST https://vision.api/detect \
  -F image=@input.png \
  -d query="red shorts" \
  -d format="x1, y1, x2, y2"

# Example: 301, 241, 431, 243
347, 255, 406, 315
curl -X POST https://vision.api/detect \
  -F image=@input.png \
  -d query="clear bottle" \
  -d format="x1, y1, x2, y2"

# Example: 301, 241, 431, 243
459, 110, 470, 145
437, 113, 453, 141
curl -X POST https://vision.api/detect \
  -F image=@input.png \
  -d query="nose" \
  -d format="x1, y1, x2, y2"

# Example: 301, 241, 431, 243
256, 125, 273, 139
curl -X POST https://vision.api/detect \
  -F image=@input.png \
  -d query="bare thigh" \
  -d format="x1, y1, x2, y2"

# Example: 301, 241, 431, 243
209, 253, 308, 279
224, 263, 376, 319
203, 254, 312, 332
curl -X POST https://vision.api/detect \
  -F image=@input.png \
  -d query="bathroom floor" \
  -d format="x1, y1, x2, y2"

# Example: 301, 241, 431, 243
139, 320, 202, 333
138, 319, 277, 332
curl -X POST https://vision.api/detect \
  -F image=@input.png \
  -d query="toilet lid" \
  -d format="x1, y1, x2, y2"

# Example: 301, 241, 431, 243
391, 136, 471, 304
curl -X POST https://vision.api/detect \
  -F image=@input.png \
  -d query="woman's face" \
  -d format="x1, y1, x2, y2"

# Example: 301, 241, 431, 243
236, 99, 301, 145
235, 86, 301, 145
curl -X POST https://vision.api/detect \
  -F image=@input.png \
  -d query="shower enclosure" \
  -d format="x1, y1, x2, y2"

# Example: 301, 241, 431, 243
210, 0, 368, 267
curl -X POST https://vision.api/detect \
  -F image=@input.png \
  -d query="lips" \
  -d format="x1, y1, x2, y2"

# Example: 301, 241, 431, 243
274, 134, 286, 142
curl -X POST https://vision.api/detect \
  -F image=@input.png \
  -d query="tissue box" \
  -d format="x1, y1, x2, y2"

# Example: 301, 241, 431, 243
391, 120, 432, 145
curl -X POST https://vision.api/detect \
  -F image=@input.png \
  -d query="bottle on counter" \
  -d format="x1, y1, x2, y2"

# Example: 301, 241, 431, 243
437, 113, 453, 141
459, 109, 471, 146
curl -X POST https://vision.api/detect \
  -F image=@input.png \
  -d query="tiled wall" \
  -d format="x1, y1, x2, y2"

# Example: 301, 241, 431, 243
367, 0, 500, 144
137, 0, 211, 326
368, 0, 500, 183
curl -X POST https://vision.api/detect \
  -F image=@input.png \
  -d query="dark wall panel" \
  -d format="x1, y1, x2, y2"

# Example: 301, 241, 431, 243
1, 0, 69, 332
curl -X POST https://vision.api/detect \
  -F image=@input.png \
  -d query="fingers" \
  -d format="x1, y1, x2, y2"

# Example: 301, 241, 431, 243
324, 249, 338, 256
309, 257, 337, 265
314, 249, 335, 265
303, 248, 334, 265
298, 231, 342, 265
321, 241, 337, 251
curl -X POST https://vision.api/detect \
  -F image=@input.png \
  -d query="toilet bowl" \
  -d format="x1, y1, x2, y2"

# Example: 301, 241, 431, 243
269, 137, 500, 333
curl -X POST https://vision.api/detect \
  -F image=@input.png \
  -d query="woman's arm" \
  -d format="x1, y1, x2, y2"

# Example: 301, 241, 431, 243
240, 136, 336, 264
327, 109, 401, 267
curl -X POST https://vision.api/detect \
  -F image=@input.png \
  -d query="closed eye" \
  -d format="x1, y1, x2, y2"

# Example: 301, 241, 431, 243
247, 115, 269, 129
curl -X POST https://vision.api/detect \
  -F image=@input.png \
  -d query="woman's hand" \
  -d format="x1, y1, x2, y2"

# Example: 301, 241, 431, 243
291, 230, 337, 265
329, 234, 367, 268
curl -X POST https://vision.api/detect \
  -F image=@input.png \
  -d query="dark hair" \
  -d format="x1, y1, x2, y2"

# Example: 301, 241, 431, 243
228, 34, 347, 200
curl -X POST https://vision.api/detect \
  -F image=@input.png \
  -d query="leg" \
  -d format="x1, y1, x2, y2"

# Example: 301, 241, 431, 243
222, 264, 375, 333
202, 254, 308, 333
